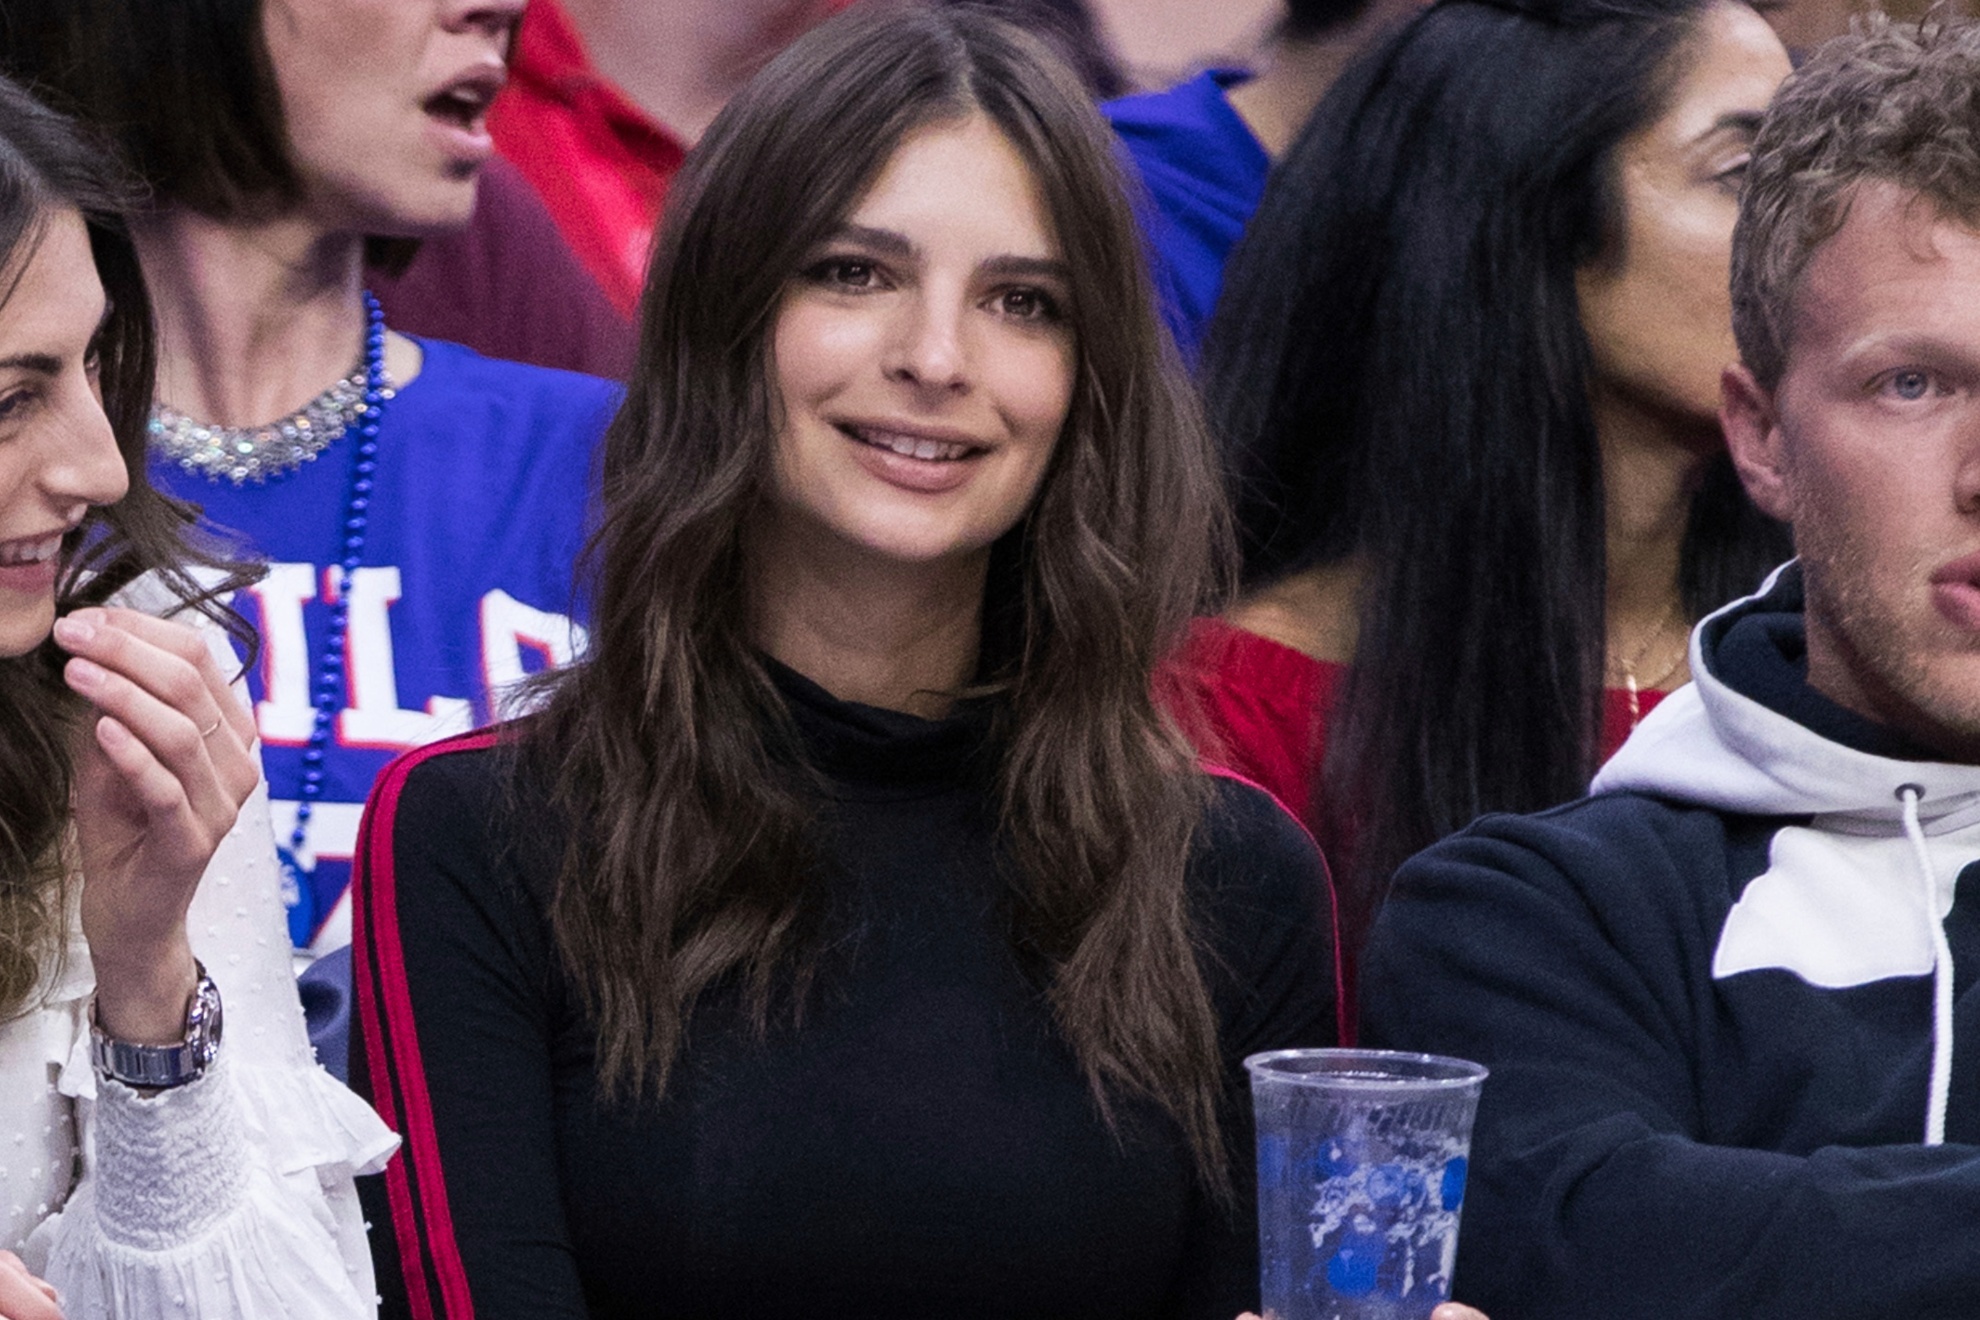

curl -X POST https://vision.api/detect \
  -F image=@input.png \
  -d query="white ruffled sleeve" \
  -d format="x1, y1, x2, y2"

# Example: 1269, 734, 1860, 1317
19, 594, 399, 1319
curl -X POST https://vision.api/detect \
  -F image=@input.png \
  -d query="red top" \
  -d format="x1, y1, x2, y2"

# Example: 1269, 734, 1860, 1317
489, 1, 856, 317
1165, 617, 1672, 1035
1165, 616, 1671, 848
489, 0, 688, 317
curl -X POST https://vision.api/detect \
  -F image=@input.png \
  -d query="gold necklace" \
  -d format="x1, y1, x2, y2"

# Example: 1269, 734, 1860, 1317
1609, 596, 1688, 729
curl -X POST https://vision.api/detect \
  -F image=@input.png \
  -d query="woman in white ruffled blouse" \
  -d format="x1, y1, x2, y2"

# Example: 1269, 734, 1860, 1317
0, 78, 394, 1320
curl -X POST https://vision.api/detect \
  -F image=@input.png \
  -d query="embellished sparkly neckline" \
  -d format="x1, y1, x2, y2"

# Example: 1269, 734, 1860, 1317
148, 361, 396, 486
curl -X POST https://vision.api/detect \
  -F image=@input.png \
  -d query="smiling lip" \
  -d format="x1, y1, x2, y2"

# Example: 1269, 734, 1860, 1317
1929, 553, 1980, 631
837, 422, 987, 494
0, 530, 65, 595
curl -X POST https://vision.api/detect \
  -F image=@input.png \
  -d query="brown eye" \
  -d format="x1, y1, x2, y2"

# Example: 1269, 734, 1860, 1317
804, 256, 880, 290
0, 386, 41, 424
997, 287, 1061, 322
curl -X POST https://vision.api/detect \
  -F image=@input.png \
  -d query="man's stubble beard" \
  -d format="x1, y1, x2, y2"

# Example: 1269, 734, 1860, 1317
1800, 521, 1980, 763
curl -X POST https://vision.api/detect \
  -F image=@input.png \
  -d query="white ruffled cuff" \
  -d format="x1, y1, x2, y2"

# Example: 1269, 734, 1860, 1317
45, 1169, 377, 1320
34, 1054, 398, 1319
91, 1057, 249, 1250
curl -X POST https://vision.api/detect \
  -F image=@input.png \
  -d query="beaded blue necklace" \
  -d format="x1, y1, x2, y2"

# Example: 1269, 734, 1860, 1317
272, 291, 389, 945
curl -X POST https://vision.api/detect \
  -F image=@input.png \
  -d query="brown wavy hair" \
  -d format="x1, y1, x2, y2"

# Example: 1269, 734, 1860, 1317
0, 75, 255, 1020
522, 5, 1238, 1190
1732, 14, 1980, 390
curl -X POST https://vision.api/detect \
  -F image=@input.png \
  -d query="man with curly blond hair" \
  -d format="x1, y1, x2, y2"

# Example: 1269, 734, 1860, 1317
1360, 17, 1980, 1320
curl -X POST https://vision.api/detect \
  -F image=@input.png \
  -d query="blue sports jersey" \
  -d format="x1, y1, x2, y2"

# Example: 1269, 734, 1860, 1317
1104, 69, 1271, 365
152, 337, 618, 953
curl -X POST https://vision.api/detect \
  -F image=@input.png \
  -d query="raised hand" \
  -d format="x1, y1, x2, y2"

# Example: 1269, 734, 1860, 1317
54, 606, 258, 1044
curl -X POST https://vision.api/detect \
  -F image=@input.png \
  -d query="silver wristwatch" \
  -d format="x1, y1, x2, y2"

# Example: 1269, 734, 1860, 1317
89, 961, 224, 1090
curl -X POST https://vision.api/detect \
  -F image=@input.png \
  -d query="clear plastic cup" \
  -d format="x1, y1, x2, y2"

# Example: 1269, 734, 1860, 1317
1246, 1048, 1489, 1320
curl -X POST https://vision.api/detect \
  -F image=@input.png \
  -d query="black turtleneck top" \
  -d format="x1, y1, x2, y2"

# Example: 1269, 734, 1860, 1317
352, 666, 1337, 1320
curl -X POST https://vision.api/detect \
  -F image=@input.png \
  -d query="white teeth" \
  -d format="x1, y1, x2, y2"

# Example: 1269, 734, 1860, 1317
0, 534, 60, 566
853, 427, 972, 462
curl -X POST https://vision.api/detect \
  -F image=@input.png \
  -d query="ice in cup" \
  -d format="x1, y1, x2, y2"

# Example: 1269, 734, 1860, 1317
1246, 1048, 1488, 1320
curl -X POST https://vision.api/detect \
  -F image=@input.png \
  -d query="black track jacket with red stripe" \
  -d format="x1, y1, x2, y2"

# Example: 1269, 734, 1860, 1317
349, 663, 1340, 1319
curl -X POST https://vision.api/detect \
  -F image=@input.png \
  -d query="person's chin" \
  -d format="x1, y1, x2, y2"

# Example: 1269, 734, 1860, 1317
0, 599, 55, 660
352, 177, 482, 245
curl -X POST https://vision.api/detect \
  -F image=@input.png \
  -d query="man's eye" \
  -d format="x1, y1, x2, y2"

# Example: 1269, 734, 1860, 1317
1886, 369, 1935, 401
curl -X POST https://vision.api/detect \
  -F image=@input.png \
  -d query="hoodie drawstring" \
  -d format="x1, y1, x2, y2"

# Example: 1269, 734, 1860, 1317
1898, 784, 1954, 1146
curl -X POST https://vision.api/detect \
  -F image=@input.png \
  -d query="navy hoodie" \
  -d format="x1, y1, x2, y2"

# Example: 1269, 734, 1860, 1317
1362, 563, 1980, 1319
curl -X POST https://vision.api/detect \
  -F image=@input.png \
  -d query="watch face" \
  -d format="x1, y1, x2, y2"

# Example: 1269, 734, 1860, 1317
91, 970, 224, 1089
191, 975, 224, 1066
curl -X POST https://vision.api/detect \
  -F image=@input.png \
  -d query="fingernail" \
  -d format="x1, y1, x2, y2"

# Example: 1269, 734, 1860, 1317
52, 615, 95, 646
65, 656, 104, 691
97, 715, 130, 747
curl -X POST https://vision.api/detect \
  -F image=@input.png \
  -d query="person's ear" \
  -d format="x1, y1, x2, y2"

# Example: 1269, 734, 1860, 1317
1722, 362, 1794, 524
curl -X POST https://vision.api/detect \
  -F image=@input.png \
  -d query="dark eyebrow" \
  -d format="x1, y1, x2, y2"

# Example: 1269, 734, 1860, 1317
0, 293, 112, 375
982, 254, 1071, 284
827, 223, 917, 259
0, 351, 60, 375
825, 224, 1069, 283
1705, 111, 1765, 140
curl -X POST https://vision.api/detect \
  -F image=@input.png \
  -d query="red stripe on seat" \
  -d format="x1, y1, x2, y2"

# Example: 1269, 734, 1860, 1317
353, 730, 504, 1320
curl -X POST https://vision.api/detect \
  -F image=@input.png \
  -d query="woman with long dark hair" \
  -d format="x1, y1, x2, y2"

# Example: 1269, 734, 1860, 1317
349, 8, 1347, 1318
0, 75, 392, 1320
1179, 0, 1796, 980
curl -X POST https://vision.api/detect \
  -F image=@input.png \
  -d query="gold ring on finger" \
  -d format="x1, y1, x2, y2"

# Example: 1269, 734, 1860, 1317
199, 718, 223, 738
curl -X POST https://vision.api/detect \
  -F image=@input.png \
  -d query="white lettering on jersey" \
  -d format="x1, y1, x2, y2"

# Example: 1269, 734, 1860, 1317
244, 563, 318, 745
332, 565, 474, 749
480, 588, 587, 719
245, 563, 581, 752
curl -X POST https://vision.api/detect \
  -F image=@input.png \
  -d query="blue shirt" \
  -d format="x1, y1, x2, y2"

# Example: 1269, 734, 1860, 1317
152, 337, 618, 951
1104, 70, 1271, 364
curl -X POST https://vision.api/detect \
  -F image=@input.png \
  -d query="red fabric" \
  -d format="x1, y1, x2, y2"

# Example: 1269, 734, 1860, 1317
490, 0, 860, 317
353, 729, 505, 1320
1166, 617, 1668, 845
1164, 616, 1671, 1031
489, 0, 688, 316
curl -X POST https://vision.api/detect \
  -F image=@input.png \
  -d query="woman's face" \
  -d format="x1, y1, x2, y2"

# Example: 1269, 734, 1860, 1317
765, 113, 1077, 574
0, 209, 126, 659
1576, 2, 1792, 437
261, 0, 524, 237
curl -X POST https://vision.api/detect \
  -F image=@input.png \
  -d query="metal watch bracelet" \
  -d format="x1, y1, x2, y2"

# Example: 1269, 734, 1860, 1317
89, 960, 224, 1090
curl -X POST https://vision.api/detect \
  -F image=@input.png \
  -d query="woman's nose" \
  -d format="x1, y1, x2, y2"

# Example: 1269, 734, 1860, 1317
885, 294, 969, 395
41, 386, 129, 514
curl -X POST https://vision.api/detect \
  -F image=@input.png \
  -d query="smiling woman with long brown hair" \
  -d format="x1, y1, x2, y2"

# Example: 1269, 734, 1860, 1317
348, 7, 1339, 1319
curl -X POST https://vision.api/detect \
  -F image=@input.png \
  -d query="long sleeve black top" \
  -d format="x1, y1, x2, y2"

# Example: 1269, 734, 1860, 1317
352, 666, 1338, 1319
